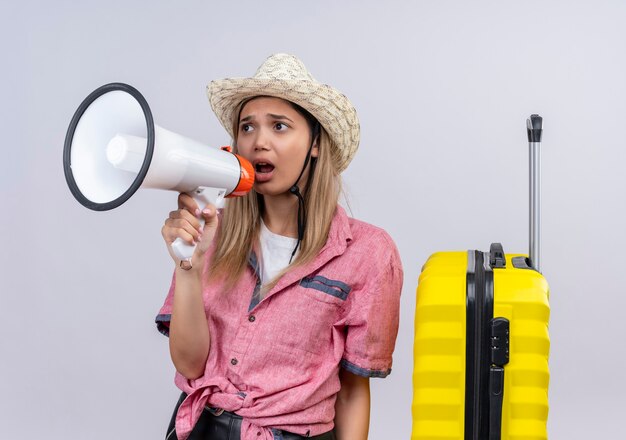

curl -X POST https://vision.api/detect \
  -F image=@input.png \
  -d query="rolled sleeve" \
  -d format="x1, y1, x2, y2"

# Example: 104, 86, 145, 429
341, 238, 403, 378
155, 271, 176, 337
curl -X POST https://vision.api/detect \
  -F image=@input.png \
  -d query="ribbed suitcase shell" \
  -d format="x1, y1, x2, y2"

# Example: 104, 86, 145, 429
411, 251, 550, 440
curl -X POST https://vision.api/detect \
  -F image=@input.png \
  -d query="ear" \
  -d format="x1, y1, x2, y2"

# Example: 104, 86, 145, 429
311, 137, 319, 158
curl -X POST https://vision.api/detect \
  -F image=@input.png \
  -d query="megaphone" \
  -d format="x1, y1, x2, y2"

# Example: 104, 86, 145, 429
63, 82, 254, 262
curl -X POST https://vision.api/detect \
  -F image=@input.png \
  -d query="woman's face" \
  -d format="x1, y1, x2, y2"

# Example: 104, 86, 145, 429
236, 96, 318, 197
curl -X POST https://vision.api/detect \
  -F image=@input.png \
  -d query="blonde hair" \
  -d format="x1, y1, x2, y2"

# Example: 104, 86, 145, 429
208, 102, 342, 292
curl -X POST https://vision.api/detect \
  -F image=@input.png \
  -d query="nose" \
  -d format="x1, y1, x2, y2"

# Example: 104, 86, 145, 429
253, 128, 270, 151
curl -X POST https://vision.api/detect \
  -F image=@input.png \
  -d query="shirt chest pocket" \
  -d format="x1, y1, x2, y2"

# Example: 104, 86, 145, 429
300, 276, 351, 303
270, 276, 351, 355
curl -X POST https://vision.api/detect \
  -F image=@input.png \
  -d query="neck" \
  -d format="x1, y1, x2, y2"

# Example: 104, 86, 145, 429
261, 192, 300, 238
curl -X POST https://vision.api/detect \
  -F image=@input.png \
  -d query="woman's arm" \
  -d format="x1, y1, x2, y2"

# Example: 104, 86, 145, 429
162, 194, 219, 380
168, 265, 210, 379
334, 369, 371, 440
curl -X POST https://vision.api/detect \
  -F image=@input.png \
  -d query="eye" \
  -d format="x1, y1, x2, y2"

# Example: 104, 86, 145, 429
274, 122, 288, 131
240, 123, 253, 133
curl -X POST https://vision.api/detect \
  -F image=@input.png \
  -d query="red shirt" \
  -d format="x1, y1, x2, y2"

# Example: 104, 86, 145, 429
156, 206, 403, 440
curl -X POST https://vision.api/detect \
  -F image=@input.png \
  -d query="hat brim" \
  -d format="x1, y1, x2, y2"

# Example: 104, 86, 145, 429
207, 77, 359, 173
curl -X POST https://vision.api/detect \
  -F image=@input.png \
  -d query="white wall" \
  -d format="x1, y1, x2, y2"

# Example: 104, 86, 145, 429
1, 1, 624, 438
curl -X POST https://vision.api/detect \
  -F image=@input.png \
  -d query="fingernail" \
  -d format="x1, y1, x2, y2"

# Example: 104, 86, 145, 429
202, 208, 212, 215
195, 209, 201, 217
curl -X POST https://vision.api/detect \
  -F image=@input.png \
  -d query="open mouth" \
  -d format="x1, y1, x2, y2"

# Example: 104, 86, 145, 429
255, 162, 275, 174
254, 161, 275, 183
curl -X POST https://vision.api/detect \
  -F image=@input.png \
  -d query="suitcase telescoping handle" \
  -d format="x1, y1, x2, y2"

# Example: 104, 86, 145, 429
527, 114, 543, 273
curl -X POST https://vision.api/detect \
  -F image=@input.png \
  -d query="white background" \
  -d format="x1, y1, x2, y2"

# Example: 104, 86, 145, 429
1, 1, 624, 438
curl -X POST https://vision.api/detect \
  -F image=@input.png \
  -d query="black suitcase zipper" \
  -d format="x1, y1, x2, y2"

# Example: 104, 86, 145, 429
465, 250, 492, 439
465, 246, 510, 440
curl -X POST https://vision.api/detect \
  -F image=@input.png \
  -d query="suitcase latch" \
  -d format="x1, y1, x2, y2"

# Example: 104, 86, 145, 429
489, 243, 507, 269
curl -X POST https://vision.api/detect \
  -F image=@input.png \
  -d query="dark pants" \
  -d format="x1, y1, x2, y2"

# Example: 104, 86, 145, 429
166, 393, 336, 440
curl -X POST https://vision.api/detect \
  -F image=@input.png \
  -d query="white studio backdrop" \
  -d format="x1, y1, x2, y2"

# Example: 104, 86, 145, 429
1, 1, 625, 438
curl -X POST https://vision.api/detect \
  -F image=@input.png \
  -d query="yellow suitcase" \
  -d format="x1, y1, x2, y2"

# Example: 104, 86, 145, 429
411, 116, 550, 440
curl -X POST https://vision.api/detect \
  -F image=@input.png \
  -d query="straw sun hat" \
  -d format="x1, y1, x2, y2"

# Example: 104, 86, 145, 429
207, 53, 360, 173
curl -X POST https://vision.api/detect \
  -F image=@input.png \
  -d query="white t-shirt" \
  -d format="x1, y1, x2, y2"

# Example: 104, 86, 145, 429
259, 220, 298, 285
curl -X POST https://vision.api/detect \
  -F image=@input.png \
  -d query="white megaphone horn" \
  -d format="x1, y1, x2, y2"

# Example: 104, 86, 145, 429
63, 82, 255, 262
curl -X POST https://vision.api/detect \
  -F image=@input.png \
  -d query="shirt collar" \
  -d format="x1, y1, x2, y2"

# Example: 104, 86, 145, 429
247, 205, 353, 296
326, 205, 353, 249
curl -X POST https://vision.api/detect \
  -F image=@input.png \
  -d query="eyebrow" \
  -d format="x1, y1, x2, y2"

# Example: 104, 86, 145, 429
239, 113, 294, 124
267, 113, 294, 123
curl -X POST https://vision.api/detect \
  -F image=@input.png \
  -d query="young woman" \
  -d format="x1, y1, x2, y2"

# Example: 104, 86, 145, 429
156, 54, 403, 440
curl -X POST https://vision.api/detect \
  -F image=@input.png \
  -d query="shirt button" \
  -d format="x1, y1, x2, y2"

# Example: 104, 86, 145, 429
231, 358, 238, 365
248, 315, 256, 322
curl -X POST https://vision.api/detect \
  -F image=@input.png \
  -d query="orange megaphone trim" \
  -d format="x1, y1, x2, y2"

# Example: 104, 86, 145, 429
226, 153, 255, 198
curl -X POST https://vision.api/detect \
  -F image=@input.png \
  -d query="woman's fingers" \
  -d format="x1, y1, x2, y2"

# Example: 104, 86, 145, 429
169, 208, 203, 233
163, 217, 202, 245
164, 194, 220, 265
177, 193, 200, 216
162, 202, 206, 246
162, 226, 195, 246
200, 205, 218, 226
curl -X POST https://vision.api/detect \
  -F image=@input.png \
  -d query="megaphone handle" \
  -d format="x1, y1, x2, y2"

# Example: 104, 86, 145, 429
171, 187, 226, 262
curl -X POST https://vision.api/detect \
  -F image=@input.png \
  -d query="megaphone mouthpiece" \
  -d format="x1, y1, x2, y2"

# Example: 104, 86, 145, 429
106, 134, 146, 173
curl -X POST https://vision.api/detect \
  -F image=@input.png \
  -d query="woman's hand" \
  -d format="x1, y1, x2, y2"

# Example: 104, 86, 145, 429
161, 193, 220, 268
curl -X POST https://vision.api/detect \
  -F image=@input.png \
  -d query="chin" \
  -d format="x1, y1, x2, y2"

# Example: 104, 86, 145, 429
254, 182, 291, 197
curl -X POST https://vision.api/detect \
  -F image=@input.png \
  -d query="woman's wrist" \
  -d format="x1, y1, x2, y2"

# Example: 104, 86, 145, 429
175, 258, 204, 278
